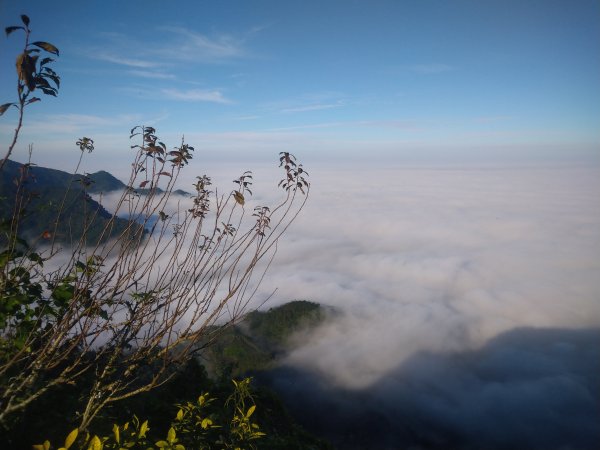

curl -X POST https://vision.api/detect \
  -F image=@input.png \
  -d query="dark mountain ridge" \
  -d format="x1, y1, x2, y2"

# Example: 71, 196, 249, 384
0, 159, 142, 244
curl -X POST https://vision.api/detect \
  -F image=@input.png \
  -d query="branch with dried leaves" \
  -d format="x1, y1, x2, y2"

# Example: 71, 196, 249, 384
0, 126, 309, 431
0, 15, 60, 171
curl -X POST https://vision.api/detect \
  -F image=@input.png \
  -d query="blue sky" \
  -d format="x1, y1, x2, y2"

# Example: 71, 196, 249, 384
1, 0, 599, 171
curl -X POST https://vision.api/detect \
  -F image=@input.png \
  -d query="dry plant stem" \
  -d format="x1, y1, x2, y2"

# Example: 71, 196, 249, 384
0, 29, 30, 172
1, 125, 309, 431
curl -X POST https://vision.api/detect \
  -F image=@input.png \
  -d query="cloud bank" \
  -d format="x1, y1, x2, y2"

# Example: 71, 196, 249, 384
232, 161, 599, 448
251, 163, 600, 388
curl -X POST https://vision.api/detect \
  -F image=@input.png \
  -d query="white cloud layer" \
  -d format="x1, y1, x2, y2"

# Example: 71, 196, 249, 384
245, 163, 600, 388
161, 88, 232, 104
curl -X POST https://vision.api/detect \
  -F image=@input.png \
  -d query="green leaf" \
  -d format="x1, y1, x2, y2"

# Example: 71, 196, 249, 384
246, 405, 256, 418
0, 103, 15, 116
28, 252, 44, 266
52, 283, 75, 304
5, 26, 24, 36
31, 41, 60, 56
138, 420, 149, 438
87, 436, 102, 450
113, 424, 120, 444
32, 441, 50, 450
64, 428, 78, 449
167, 427, 176, 443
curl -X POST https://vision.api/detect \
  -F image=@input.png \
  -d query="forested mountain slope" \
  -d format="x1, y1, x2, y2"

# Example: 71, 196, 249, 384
0, 159, 141, 244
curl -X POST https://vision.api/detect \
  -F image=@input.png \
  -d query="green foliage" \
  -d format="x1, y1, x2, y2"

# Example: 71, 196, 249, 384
2, 337, 330, 449
33, 378, 266, 450
247, 300, 323, 347
204, 301, 326, 379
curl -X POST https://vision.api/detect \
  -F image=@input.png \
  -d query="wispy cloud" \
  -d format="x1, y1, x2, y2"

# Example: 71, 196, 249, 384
264, 92, 347, 115
128, 70, 176, 80
24, 113, 143, 134
266, 122, 346, 131
265, 119, 420, 132
410, 63, 454, 74
158, 26, 246, 62
281, 103, 343, 113
88, 26, 247, 76
95, 53, 159, 68
8, 112, 170, 137
161, 88, 232, 104
473, 115, 515, 123
233, 115, 260, 121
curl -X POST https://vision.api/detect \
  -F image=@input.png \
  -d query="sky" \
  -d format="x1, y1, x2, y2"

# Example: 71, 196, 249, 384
2, 2, 600, 447
1, 0, 599, 173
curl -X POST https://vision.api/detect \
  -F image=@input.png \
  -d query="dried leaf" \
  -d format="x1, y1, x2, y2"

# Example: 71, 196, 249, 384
5, 26, 24, 36
0, 102, 15, 116
31, 41, 59, 56
16, 53, 36, 90
233, 191, 245, 205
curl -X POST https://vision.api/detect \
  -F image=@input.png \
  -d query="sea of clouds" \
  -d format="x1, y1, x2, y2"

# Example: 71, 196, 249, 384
245, 161, 600, 449
247, 163, 600, 384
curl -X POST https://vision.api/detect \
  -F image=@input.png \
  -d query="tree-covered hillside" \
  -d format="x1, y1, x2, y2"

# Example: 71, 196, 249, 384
86, 169, 127, 193
0, 159, 142, 244
202, 301, 327, 379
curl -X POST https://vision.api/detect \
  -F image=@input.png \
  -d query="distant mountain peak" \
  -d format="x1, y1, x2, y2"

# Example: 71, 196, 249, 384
87, 170, 126, 193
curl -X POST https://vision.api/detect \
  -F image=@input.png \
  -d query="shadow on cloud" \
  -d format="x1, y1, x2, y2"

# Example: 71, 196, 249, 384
257, 327, 600, 450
